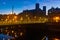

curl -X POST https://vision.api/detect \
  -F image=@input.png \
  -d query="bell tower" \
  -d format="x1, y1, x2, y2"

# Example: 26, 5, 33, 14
35, 0, 40, 10
36, 3, 39, 10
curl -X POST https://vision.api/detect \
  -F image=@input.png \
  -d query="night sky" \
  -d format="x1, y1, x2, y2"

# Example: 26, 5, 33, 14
0, 0, 60, 14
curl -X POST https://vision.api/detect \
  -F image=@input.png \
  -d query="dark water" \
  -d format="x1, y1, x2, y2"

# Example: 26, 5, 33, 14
0, 24, 60, 40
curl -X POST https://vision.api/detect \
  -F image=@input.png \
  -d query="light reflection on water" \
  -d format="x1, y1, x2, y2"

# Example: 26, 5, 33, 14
0, 26, 25, 40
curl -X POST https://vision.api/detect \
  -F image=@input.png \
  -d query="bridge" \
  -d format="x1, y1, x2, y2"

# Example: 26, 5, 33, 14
0, 22, 60, 40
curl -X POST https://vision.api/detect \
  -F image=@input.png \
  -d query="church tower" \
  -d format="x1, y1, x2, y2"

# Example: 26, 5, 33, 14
43, 6, 46, 14
35, 3, 39, 10
35, 0, 40, 10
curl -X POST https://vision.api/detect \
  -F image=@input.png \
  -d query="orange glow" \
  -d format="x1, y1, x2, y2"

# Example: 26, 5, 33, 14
20, 17, 23, 21
53, 17, 59, 20
20, 32, 23, 36
53, 16, 60, 22
34, 16, 36, 18
7, 16, 9, 19
14, 16, 17, 19
14, 33, 16, 35
54, 38, 59, 40
26, 14, 28, 17
12, 30, 14, 33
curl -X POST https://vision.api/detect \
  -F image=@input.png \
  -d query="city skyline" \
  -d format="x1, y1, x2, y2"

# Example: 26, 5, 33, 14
0, 0, 60, 14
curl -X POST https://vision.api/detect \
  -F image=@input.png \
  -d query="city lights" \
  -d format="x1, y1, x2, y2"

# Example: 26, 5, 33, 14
34, 16, 37, 19
54, 38, 59, 40
0, 1, 60, 25
14, 16, 17, 20
1, 0, 60, 40
20, 32, 23, 36
15, 34, 17, 37
12, 30, 14, 33
0, 16, 49, 25
53, 16, 60, 22
20, 17, 23, 21
26, 14, 28, 17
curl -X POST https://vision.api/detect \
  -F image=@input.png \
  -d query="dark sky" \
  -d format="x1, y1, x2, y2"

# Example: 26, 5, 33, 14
0, 0, 60, 14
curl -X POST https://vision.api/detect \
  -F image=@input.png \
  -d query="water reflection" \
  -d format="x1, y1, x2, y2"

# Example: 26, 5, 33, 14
0, 26, 25, 40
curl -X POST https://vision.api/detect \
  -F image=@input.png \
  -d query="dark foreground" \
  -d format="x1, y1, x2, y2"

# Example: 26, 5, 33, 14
0, 23, 60, 40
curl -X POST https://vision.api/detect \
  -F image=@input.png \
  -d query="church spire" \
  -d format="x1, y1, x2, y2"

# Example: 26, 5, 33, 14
12, 5, 14, 14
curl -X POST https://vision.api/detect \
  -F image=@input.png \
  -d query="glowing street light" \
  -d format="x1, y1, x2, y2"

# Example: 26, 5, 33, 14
20, 32, 23, 36
53, 16, 60, 22
26, 14, 28, 17
20, 17, 23, 21
12, 30, 14, 33
14, 16, 17, 19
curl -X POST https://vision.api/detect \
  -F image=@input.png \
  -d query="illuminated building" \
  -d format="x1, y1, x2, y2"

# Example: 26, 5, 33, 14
48, 7, 60, 16
0, 3, 48, 24
18, 3, 47, 23
48, 7, 60, 22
